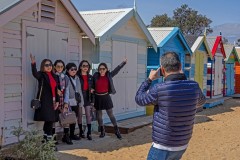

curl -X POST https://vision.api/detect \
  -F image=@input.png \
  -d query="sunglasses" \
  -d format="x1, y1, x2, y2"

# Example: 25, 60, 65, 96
82, 65, 89, 68
70, 67, 77, 71
99, 68, 106, 71
56, 65, 64, 69
44, 63, 52, 67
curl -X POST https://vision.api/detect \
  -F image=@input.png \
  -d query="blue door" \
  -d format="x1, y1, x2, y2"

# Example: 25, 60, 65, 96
230, 64, 235, 95
226, 63, 235, 95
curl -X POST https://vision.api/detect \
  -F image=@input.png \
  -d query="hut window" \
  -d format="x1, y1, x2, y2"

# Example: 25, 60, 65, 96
40, 0, 56, 23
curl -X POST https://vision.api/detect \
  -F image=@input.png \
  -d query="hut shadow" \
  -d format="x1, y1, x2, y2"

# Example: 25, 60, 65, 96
195, 98, 240, 124
57, 125, 152, 154
56, 152, 88, 160
56, 99, 240, 159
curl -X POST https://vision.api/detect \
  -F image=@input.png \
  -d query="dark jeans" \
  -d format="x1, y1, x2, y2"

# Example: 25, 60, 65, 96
147, 145, 186, 160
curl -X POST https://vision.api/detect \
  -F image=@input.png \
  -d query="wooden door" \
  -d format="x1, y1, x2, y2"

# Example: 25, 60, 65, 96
48, 30, 68, 62
226, 64, 231, 95
25, 27, 68, 129
214, 53, 223, 96
26, 27, 48, 129
230, 64, 235, 95
194, 52, 200, 88
194, 52, 204, 90
112, 41, 126, 114
125, 43, 137, 112
199, 53, 204, 90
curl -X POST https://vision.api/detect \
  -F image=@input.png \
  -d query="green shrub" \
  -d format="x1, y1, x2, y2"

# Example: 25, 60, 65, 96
0, 122, 57, 160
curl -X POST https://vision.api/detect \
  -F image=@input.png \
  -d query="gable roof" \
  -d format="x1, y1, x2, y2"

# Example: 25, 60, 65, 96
80, 8, 157, 51
185, 35, 199, 49
206, 36, 226, 58
224, 44, 240, 62
0, 0, 21, 14
148, 27, 192, 55
185, 35, 212, 59
0, 0, 95, 44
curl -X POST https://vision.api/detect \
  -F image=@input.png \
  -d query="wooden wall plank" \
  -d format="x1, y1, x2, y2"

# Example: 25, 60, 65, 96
3, 29, 21, 35
3, 22, 21, 31
68, 45, 78, 53
0, 27, 5, 140
4, 57, 21, 67
4, 95, 21, 103
4, 75, 22, 84
4, 102, 21, 112
5, 110, 22, 121
3, 32, 21, 40
4, 67, 22, 75
4, 48, 21, 58
69, 38, 79, 46
4, 84, 22, 94
3, 38, 21, 49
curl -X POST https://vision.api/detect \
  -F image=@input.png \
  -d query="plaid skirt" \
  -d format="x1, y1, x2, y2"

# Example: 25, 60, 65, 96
94, 93, 113, 110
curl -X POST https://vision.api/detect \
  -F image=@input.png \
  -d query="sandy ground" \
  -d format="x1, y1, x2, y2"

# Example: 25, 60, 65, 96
56, 99, 240, 160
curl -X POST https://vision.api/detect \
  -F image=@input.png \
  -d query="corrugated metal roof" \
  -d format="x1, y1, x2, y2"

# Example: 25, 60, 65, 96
80, 8, 132, 37
184, 35, 199, 48
148, 27, 175, 45
0, 0, 20, 14
223, 44, 234, 61
206, 36, 216, 50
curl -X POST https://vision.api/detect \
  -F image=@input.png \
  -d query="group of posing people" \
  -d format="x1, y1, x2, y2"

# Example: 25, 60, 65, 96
30, 54, 127, 148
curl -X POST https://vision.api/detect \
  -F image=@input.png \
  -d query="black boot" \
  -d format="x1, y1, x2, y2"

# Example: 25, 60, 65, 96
114, 126, 122, 140
42, 134, 47, 143
78, 124, 85, 138
62, 128, 73, 145
99, 126, 105, 138
47, 135, 58, 151
62, 133, 73, 145
87, 124, 92, 140
70, 124, 80, 140
52, 128, 59, 145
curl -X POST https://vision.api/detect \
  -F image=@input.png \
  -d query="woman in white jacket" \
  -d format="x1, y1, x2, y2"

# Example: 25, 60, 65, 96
64, 63, 84, 141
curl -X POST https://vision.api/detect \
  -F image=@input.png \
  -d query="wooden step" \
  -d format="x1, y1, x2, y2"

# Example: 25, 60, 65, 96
105, 116, 152, 134
203, 97, 224, 108
231, 94, 240, 98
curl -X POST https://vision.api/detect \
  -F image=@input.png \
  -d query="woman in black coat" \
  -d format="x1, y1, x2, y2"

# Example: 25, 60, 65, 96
77, 60, 94, 140
92, 59, 127, 139
30, 54, 60, 142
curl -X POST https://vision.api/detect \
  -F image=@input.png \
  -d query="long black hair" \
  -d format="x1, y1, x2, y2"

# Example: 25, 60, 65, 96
98, 63, 108, 72
40, 59, 54, 73
78, 60, 91, 75
54, 59, 65, 71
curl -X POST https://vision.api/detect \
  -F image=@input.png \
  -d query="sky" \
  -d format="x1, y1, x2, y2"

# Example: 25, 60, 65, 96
72, 0, 240, 27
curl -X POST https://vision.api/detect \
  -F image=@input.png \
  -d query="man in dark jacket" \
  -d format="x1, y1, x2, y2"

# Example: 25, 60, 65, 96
135, 52, 206, 160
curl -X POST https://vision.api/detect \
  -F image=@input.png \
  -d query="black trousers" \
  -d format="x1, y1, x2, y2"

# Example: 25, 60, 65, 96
69, 106, 79, 136
43, 121, 54, 135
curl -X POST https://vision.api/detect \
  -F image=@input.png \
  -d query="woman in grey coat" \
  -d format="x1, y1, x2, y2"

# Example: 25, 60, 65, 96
64, 63, 84, 141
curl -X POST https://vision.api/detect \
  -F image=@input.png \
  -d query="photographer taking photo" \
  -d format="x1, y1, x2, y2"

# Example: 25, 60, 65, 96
135, 52, 206, 160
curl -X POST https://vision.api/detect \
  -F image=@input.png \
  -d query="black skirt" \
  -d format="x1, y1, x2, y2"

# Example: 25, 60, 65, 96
94, 93, 113, 110
82, 90, 91, 107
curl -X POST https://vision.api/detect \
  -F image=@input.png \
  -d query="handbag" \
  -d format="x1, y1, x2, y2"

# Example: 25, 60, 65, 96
69, 77, 81, 103
31, 80, 43, 109
59, 109, 77, 126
